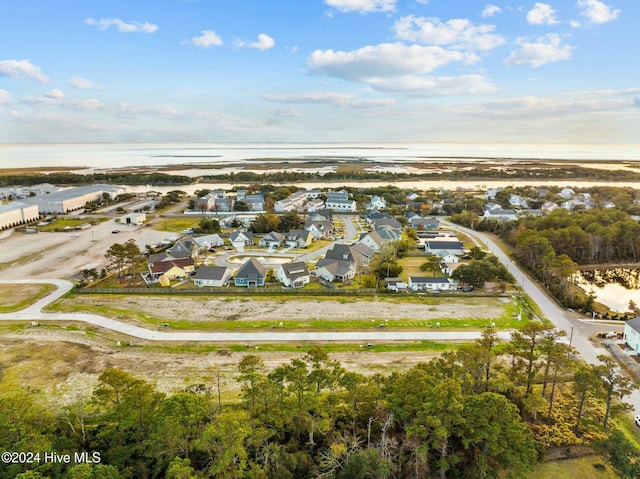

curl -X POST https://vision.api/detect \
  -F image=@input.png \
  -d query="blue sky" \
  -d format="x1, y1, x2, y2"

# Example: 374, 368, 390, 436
0, 0, 637, 143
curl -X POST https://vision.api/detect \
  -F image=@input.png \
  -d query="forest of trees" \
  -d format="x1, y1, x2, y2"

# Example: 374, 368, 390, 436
1, 325, 638, 479
0, 173, 193, 187
452, 208, 640, 309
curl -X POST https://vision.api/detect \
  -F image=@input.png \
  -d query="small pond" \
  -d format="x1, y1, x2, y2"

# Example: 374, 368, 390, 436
227, 254, 295, 266
573, 268, 640, 313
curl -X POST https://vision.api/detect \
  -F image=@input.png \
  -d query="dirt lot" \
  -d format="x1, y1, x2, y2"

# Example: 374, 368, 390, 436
55, 294, 505, 324
0, 328, 441, 403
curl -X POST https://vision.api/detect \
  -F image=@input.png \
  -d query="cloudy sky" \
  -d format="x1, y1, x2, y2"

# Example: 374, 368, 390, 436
0, 0, 637, 143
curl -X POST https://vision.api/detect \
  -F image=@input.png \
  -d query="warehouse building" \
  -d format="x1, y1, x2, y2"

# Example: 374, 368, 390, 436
0, 202, 40, 230
23, 184, 126, 214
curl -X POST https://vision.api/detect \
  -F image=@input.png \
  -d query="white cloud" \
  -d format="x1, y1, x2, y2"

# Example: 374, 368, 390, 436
307, 43, 478, 83
85, 18, 158, 33
264, 91, 395, 108
44, 88, 64, 100
324, 0, 397, 14
367, 74, 499, 96
248, 33, 275, 50
576, 0, 620, 24
527, 3, 559, 25
504, 34, 573, 67
189, 30, 223, 48
68, 76, 96, 89
482, 4, 502, 17
0, 89, 13, 105
0, 59, 49, 82
570, 20, 582, 28
393, 16, 505, 51
416, 0, 429, 4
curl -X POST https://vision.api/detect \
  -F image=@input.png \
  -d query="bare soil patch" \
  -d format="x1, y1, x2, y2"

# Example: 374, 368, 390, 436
0, 284, 49, 308
0, 327, 440, 403
54, 294, 504, 323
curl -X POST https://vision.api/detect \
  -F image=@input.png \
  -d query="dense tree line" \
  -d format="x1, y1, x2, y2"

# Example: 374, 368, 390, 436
201, 166, 640, 184
452, 208, 640, 309
0, 173, 193, 187
1, 325, 638, 479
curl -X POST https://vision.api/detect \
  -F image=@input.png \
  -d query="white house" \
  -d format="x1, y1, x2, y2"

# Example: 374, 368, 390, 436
259, 231, 286, 248
276, 261, 311, 288
358, 230, 385, 252
425, 241, 464, 256
193, 266, 232, 287
369, 195, 386, 210
326, 199, 357, 212
194, 234, 224, 249
408, 277, 456, 291
314, 259, 356, 282
624, 317, 640, 354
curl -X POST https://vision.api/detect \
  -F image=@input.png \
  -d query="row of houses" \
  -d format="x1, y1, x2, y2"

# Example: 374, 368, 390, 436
197, 190, 265, 212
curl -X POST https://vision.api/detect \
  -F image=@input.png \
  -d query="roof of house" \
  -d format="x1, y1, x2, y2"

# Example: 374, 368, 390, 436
325, 243, 372, 264
280, 261, 310, 280
286, 229, 312, 241
315, 258, 355, 276
230, 230, 254, 242
372, 217, 403, 230
426, 240, 464, 250
409, 276, 452, 284
193, 266, 229, 281
261, 231, 286, 242
236, 257, 267, 279
150, 257, 195, 274
626, 317, 640, 333
193, 233, 224, 246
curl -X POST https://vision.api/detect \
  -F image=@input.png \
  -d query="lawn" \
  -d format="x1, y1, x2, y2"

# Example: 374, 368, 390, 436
0, 284, 54, 312
153, 217, 202, 233
533, 456, 617, 479
35, 217, 107, 232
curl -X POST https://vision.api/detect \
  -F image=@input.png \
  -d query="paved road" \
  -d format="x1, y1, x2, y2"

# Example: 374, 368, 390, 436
441, 219, 617, 365
0, 279, 511, 343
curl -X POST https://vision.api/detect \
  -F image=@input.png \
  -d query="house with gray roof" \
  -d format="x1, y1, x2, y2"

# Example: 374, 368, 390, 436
315, 258, 356, 283
285, 229, 314, 248
624, 317, 640, 354
259, 231, 285, 248
234, 258, 267, 288
425, 240, 464, 256
276, 261, 311, 288
193, 266, 232, 287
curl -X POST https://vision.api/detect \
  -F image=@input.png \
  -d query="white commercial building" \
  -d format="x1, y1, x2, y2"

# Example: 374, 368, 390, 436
23, 184, 126, 214
0, 202, 40, 230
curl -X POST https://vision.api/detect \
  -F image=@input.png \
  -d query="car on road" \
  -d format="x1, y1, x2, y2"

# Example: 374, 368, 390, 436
70, 233, 79, 238
635, 415, 640, 427
112, 230, 121, 234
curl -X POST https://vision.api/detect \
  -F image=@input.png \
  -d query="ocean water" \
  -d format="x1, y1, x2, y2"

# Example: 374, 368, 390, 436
1, 142, 638, 170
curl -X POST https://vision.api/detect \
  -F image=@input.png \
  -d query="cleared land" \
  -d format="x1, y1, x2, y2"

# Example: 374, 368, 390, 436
47, 293, 515, 330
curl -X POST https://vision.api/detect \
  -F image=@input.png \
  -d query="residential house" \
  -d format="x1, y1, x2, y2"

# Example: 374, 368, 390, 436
276, 261, 311, 288
483, 205, 517, 222
425, 240, 464, 256
193, 266, 232, 287
326, 198, 357, 212
484, 187, 504, 200
369, 195, 386, 210
406, 192, 419, 201
509, 194, 528, 208
624, 317, 640, 354
559, 188, 575, 199
365, 211, 391, 224
167, 235, 199, 259
258, 231, 285, 248
234, 258, 267, 287
440, 262, 463, 276
541, 201, 560, 215
214, 197, 234, 212
358, 230, 385, 252
409, 216, 439, 229
314, 258, 356, 283
244, 193, 265, 212
408, 276, 456, 291
304, 219, 334, 239
385, 277, 408, 292
306, 199, 325, 212
285, 229, 314, 248
309, 209, 332, 221
325, 243, 374, 268
376, 225, 402, 242
230, 230, 254, 246
193, 233, 224, 249
371, 217, 403, 231
148, 257, 195, 281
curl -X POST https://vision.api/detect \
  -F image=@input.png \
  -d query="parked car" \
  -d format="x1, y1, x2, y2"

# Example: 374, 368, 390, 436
112, 230, 120, 234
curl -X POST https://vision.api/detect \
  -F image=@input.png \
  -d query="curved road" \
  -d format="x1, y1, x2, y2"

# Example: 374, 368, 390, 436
441, 219, 615, 365
0, 279, 511, 343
